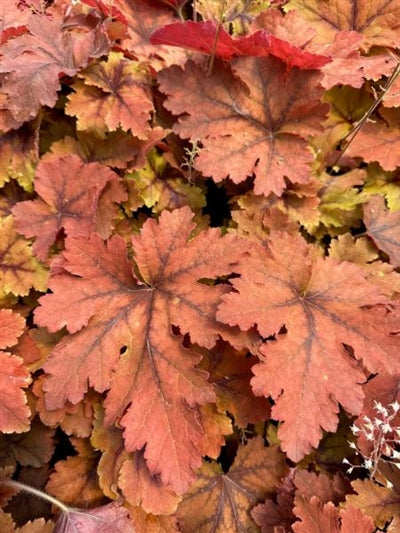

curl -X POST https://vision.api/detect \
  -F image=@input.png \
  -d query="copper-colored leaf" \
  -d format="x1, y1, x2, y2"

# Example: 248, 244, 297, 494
12, 155, 126, 261
364, 195, 400, 267
293, 496, 374, 533
158, 58, 326, 196
251, 473, 295, 533
66, 52, 153, 138
0, 309, 24, 350
0, 509, 54, 533
286, 0, 400, 51
347, 120, 400, 171
0, 353, 30, 434
34, 207, 251, 493
175, 438, 288, 533
46, 453, 104, 508
0, 216, 48, 296
199, 341, 270, 427
217, 232, 400, 461
0, 309, 30, 434
0, 418, 55, 468
91, 405, 181, 514
0, 123, 38, 191
346, 478, 400, 529
113, 0, 186, 67
0, 9, 110, 127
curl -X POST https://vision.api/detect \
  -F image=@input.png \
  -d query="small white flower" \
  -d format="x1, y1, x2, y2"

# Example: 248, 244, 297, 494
363, 458, 373, 470
374, 401, 388, 417
350, 423, 360, 434
382, 422, 393, 434
390, 401, 400, 413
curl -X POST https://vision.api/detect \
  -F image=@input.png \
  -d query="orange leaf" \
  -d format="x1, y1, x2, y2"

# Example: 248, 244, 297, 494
217, 232, 400, 461
175, 437, 288, 533
158, 58, 327, 196
35, 207, 251, 493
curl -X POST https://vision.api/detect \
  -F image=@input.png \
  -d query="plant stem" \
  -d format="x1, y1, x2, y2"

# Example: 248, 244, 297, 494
333, 56, 400, 166
207, 0, 227, 76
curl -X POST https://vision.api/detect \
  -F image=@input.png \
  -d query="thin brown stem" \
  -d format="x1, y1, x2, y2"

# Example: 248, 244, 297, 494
206, 0, 227, 76
332, 56, 400, 166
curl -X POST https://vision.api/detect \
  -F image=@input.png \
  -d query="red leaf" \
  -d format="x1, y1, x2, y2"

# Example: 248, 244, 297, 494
12, 154, 126, 261
0, 2, 30, 44
34, 207, 251, 492
150, 20, 331, 69
217, 232, 400, 461
158, 58, 327, 196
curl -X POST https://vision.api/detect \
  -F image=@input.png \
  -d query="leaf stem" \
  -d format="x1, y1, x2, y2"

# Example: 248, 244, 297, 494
333, 55, 400, 166
207, 0, 227, 76
1, 480, 70, 513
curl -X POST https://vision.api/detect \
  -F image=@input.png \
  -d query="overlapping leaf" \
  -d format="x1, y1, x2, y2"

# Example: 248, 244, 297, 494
53, 501, 135, 533
34, 207, 251, 493
293, 497, 374, 533
286, 0, 400, 51
91, 405, 181, 515
363, 195, 400, 266
0, 309, 30, 434
158, 57, 327, 196
12, 154, 126, 261
175, 438, 288, 533
0, 216, 48, 296
347, 119, 400, 171
0, 509, 54, 533
66, 52, 154, 137
217, 231, 400, 461
150, 20, 330, 69
0, 6, 110, 127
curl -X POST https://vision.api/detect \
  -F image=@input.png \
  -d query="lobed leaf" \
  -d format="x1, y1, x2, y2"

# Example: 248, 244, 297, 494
12, 154, 126, 261
35, 207, 251, 492
217, 231, 400, 460
158, 57, 327, 196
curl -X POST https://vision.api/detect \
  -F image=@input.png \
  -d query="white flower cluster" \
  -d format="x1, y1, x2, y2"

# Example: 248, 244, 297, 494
343, 400, 400, 487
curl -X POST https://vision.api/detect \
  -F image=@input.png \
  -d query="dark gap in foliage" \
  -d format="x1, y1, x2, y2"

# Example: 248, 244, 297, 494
50, 428, 77, 467
203, 179, 231, 227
